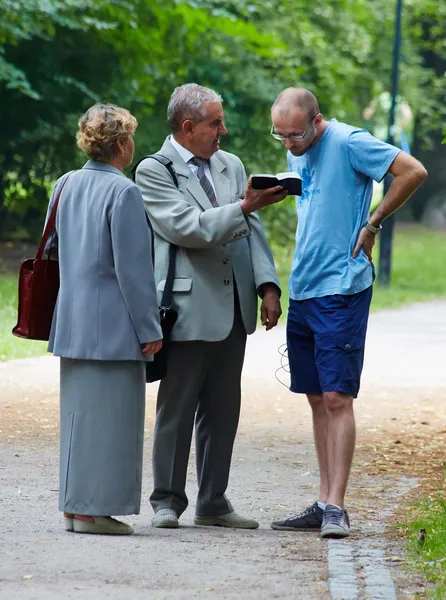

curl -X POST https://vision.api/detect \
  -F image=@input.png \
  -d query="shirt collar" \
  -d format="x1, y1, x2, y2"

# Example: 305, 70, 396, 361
170, 135, 196, 165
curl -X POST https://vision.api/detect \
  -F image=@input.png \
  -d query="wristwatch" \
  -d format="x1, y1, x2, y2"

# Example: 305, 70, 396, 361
365, 222, 382, 235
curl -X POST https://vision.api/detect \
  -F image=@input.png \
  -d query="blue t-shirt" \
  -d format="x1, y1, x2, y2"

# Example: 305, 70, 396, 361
288, 119, 400, 300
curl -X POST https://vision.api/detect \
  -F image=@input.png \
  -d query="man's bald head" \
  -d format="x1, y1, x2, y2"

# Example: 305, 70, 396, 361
271, 88, 325, 156
272, 88, 319, 118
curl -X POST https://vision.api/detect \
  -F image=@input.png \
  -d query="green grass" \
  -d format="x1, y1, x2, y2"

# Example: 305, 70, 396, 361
275, 225, 446, 313
1, 225, 446, 361
0, 274, 48, 361
403, 495, 446, 599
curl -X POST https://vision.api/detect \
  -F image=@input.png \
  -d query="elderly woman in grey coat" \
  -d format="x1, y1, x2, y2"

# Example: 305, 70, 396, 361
46, 104, 162, 535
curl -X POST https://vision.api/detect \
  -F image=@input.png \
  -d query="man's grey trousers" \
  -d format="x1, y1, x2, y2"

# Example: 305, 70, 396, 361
150, 303, 247, 517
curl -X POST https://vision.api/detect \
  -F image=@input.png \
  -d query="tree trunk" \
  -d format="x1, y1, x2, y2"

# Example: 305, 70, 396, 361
410, 26, 446, 223
0, 169, 7, 240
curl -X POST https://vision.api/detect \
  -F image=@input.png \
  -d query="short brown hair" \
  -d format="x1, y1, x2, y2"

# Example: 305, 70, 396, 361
76, 104, 138, 162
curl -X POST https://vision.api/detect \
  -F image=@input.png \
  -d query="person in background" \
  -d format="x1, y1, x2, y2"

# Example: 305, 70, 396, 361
269, 87, 427, 538
46, 104, 162, 535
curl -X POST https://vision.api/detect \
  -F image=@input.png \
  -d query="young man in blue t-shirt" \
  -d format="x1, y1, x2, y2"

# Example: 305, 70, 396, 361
270, 87, 427, 538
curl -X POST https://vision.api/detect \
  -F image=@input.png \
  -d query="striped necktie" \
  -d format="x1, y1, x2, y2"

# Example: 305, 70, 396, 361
189, 157, 218, 207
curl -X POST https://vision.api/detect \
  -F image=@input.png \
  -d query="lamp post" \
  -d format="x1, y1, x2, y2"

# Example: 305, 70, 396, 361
378, 0, 403, 286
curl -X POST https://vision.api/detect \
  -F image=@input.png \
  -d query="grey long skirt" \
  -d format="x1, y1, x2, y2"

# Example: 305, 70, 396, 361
59, 358, 146, 516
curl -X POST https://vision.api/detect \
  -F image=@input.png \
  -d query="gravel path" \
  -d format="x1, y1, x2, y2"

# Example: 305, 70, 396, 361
1, 301, 445, 599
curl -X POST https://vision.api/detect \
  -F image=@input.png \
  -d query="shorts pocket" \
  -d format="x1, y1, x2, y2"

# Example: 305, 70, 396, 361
314, 333, 366, 397
332, 333, 365, 381
333, 333, 364, 353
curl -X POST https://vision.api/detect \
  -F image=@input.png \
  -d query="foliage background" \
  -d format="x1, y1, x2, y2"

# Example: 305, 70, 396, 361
0, 0, 445, 249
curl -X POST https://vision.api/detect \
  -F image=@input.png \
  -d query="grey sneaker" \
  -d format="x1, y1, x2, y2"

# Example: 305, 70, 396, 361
152, 508, 179, 528
320, 504, 350, 538
271, 502, 324, 531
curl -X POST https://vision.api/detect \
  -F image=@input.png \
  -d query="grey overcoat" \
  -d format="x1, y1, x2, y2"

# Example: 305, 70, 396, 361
47, 160, 162, 360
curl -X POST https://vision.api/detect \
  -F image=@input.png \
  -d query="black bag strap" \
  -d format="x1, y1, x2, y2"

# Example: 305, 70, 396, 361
133, 154, 179, 311
131, 153, 179, 187
160, 243, 177, 311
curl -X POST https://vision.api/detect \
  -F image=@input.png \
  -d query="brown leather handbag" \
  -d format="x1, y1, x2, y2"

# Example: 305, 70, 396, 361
12, 174, 72, 341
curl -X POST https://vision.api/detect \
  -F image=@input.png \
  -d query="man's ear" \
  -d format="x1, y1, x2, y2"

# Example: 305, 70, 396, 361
183, 120, 194, 137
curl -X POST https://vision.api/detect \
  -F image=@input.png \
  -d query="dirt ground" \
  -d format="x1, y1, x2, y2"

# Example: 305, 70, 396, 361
0, 302, 445, 599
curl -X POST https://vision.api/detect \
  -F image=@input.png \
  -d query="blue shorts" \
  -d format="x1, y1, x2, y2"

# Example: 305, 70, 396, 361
287, 286, 373, 398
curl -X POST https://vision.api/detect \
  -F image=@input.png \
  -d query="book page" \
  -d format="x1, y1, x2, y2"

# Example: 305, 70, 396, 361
276, 172, 301, 180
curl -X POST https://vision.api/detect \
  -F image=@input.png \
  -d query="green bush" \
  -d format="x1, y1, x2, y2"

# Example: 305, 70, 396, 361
404, 495, 446, 599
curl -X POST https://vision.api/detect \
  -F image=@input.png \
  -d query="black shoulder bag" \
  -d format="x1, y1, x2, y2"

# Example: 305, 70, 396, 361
132, 154, 179, 383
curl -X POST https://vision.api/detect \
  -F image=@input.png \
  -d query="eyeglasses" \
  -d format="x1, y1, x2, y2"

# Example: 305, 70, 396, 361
270, 114, 318, 142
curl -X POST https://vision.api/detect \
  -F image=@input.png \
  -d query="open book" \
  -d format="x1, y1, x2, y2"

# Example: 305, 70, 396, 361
251, 172, 302, 196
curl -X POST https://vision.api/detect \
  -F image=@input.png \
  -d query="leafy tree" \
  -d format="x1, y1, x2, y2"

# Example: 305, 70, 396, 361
0, 0, 444, 243
0, 0, 131, 237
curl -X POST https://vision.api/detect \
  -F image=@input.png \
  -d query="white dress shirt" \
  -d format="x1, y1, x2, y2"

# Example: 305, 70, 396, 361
170, 136, 217, 195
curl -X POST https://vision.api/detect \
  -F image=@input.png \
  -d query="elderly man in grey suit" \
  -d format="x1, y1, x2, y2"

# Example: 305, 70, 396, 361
135, 83, 287, 529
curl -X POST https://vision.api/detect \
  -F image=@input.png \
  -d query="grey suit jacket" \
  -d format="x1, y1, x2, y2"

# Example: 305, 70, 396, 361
47, 160, 162, 361
135, 137, 280, 342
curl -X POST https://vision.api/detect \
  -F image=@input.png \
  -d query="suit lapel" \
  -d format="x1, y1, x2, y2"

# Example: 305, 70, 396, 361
185, 175, 215, 211
159, 138, 214, 211
209, 154, 231, 206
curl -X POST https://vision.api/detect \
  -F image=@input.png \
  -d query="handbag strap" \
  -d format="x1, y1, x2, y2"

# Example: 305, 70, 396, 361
36, 172, 74, 260
133, 153, 179, 311
160, 242, 177, 311
131, 153, 179, 187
